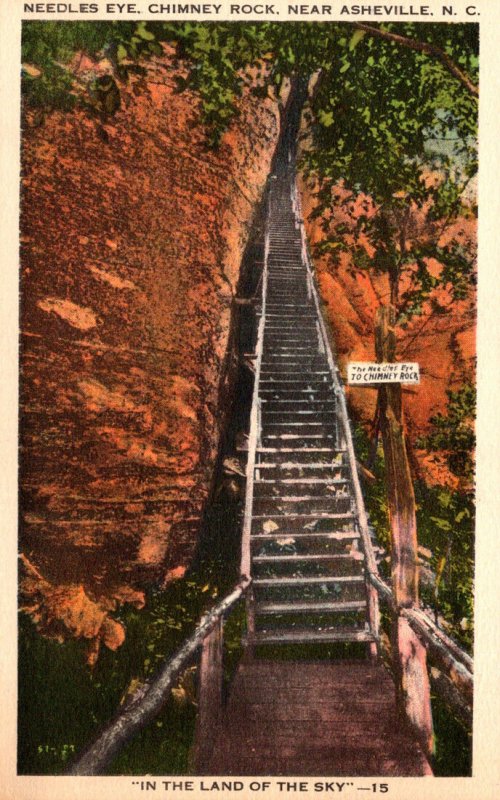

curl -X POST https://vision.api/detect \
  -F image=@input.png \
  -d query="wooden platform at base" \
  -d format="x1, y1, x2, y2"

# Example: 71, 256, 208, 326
205, 660, 432, 777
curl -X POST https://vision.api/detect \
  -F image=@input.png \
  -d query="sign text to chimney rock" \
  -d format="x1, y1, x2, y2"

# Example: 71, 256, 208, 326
347, 362, 420, 385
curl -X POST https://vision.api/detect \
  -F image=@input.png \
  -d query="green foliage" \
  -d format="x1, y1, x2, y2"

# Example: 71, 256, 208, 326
303, 24, 477, 316
21, 21, 163, 113
432, 692, 472, 776
161, 22, 271, 145
414, 384, 476, 651
22, 61, 76, 112
352, 422, 473, 772
418, 383, 476, 480
18, 568, 242, 775
416, 483, 474, 652
21, 19, 479, 177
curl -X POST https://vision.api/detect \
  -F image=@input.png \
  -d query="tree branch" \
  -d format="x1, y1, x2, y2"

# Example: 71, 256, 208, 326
353, 23, 479, 99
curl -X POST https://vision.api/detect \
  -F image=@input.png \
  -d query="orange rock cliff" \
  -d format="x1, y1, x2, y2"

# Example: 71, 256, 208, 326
20, 47, 280, 653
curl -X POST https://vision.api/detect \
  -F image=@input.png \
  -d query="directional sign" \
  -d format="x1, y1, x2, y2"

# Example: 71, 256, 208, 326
347, 362, 420, 385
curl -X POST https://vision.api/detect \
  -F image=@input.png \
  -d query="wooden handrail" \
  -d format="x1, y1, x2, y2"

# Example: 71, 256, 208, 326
369, 573, 473, 674
404, 606, 473, 675
67, 578, 251, 776
240, 188, 269, 580
369, 572, 473, 675
368, 567, 473, 728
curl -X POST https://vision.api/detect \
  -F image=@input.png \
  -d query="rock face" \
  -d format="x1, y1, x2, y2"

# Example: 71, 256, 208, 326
299, 178, 476, 490
20, 48, 280, 656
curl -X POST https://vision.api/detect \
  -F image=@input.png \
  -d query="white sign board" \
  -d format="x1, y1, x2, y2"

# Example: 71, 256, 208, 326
347, 362, 420, 385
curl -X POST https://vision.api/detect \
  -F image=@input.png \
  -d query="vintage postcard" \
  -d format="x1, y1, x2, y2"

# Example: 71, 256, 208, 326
1, 0, 499, 798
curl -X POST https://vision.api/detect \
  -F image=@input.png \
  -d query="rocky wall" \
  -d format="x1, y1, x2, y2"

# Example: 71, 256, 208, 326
20, 47, 280, 656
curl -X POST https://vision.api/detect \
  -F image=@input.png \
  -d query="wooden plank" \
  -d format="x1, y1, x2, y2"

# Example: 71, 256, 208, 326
249, 629, 374, 644
253, 574, 363, 585
207, 659, 431, 776
256, 599, 367, 613
250, 531, 359, 541
254, 477, 349, 485
253, 553, 358, 563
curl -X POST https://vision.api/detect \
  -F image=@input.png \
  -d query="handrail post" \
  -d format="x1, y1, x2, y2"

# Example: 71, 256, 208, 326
375, 305, 434, 757
194, 617, 224, 772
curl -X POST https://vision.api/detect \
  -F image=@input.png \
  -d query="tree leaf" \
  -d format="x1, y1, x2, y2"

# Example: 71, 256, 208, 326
349, 29, 366, 51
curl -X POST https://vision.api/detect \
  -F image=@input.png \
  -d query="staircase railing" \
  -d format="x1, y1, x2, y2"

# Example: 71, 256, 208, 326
290, 166, 473, 733
66, 578, 251, 776
239, 180, 270, 588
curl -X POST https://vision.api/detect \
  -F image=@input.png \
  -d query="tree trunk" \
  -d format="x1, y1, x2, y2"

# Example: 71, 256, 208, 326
375, 305, 434, 757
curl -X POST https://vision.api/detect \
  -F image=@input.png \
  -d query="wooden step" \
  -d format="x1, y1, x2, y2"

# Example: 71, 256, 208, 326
262, 433, 335, 440
255, 599, 367, 614
255, 461, 346, 471
262, 347, 319, 353
260, 402, 336, 412
261, 424, 336, 437
250, 530, 359, 542
255, 466, 346, 481
259, 380, 332, 389
256, 445, 342, 452
259, 387, 334, 395
253, 575, 364, 587
253, 553, 359, 563
251, 510, 354, 520
261, 436, 338, 450
261, 357, 325, 365
248, 628, 375, 644
254, 477, 348, 485
252, 502, 352, 519
253, 479, 350, 498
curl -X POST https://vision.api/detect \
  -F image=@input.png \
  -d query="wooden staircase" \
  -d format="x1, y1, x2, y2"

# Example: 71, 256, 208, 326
206, 155, 432, 776
241, 159, 378, 651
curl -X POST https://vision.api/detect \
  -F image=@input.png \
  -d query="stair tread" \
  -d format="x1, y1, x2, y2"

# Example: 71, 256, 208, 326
253, 553, 361, 563
255, 478, 349, 484
257, 446, 342, 452
263, 433, 335, 440
255, 463, 346, 469
253, 575, 364, 585
252, 511, 354, 518
251, 531, 359, 540
255, 600, 368, 613
249, 629, 375, 644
